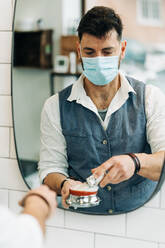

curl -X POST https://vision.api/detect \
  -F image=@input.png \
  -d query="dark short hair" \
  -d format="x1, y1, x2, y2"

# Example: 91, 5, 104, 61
77, 6, 123, 41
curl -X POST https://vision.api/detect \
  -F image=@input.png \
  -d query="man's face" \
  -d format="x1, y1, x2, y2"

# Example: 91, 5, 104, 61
77, 29, 127, 66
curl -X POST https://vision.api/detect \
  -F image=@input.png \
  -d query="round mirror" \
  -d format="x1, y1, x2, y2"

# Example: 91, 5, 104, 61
12, 0, 165, 215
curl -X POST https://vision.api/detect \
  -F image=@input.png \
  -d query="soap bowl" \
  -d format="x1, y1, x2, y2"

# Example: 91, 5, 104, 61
66, 183, 100, 209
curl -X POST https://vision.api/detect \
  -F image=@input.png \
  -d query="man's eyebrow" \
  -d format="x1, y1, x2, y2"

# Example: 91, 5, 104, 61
82, 47, 115, 51
102, 47, 115, 50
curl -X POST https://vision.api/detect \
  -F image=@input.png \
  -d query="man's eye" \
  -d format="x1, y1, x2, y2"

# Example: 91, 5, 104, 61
103, 51, 113, 55
85, 52, 94, 55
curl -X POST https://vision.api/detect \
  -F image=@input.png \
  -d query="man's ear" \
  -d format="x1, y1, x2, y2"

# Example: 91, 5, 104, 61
76, 41, 81, 60
120, 40, 127, 60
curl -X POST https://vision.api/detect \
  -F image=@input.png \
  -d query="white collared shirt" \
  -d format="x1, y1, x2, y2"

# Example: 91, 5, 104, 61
38, 72, 165, 182
0, 205, 43, 248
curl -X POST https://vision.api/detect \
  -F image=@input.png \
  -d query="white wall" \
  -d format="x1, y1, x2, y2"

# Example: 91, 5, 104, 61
0, 1, 165, 248
62, 0, 81, 35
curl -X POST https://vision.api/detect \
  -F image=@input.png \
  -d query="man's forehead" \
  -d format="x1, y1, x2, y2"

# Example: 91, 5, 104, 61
80, 30, 119, 46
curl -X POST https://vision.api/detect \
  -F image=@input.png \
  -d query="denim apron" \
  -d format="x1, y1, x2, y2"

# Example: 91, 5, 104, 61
59, 76, 157, 214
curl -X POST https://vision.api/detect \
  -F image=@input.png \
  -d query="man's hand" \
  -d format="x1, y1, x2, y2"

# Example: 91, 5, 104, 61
19, 185, 57, 234
61, 179, 83, 208
19, 185, 57, 217
92, 155, 135, 187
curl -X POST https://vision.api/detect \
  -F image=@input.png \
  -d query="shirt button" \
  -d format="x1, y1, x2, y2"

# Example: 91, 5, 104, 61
102, 139, 107, 145
107, 186, 111, 191
108, 209, 113, 214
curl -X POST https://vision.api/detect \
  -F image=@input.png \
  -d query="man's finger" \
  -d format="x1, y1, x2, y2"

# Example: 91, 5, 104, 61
100, 171, 126, 187
92, 160, 113, 177
62, 195, 69, 209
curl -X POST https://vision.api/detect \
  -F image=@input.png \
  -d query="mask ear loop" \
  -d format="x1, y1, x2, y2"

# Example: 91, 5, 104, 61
118, 42, 123, 69
79, 45, 84, 70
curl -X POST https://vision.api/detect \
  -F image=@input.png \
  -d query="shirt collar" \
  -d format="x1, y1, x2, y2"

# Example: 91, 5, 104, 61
119, 71, 136, 95
67, 71, 136, 103
67, 74, 86, 102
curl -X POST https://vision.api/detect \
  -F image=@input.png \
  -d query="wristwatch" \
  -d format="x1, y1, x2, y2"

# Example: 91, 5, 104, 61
126, 153, 141, 174
60, 178, 70, 190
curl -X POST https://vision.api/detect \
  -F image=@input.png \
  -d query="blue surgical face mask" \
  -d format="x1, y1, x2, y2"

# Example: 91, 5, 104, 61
82, 55, 119, 86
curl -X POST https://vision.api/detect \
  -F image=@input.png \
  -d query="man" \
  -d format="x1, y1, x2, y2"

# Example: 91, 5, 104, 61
0, 185, 57, 248
38, 6, 165, 214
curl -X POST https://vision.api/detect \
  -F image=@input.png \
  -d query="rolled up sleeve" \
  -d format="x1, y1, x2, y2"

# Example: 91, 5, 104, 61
38, 94, 69, 183
145, 84, 165, 153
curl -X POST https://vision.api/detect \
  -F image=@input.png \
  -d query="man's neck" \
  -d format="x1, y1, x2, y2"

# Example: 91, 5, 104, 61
84, 74, 121, 110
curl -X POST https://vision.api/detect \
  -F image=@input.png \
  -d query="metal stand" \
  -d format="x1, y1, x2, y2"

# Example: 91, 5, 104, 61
50, 72, 81, 96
